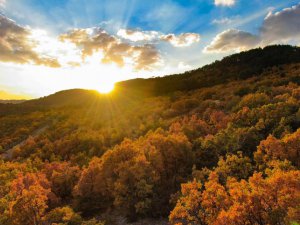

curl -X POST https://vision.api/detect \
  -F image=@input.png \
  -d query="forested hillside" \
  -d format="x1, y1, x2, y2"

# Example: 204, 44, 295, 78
0, 45, 300, 225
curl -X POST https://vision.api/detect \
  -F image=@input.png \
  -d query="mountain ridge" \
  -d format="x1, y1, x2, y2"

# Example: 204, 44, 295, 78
1, 45, 300, 109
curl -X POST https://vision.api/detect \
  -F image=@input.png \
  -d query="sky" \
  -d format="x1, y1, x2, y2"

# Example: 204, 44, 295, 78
0, 0, 300, 99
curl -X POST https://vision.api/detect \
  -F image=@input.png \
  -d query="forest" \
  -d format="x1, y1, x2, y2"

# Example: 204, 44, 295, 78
0, 45, 299, 225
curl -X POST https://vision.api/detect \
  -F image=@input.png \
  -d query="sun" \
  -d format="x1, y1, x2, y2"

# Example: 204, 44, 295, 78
96, 82, 115, 94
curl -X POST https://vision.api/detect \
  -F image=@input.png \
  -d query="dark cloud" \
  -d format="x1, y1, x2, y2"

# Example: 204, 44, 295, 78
134, 45, 161, 71
261, 4, 300, 44
0, 15, 60, 67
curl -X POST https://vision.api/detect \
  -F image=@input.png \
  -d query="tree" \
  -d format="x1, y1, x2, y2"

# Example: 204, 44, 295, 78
73, 157, 109, 215
44, 206, 82, 225
142, 129, 193, 216
8, 173, 51, 225
255, 129, 300, 169
75, 129, 193, 219
216, 170, 300, 225
43, 161, 80, 203
169, 180, 204, 225
170, 173, 231, 225
200, 172, 231, 224
169, 170, 300, 225
238, 93, 270, 109
215, 151, 253, 182
74, 139, 157, 219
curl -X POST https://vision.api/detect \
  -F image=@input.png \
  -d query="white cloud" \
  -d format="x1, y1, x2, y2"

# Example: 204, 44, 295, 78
161, 33, 200, 47
214, 0, 236, 7
204, 29, 260, 53
117, 28, 201, 47
117, 29, 158, 42
178, 62, 191, 70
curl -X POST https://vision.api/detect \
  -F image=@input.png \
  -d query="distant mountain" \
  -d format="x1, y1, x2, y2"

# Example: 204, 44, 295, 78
24, 89, 101, 107
0, 100, 26, 104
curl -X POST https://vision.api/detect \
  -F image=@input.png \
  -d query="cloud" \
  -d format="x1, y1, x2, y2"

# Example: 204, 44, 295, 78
61, 27, 200, 70
178, 62, 191, 70
0, 0, 5, 8
117, 29, 158, 42
204, 29, 260, 53
60, 28, 115, 57
261, 4, 300, 44
0, 15, 60, 67
0, 13, 200, 72
205, 3, 300, 53
117, 28, 200, 47
0, 16, 163, 71
160, 33, 200, 47
60, 28, 161, 71
134, 45, 161, 71
214, 0, 236, 7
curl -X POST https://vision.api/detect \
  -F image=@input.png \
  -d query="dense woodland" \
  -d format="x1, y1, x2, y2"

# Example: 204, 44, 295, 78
0, 45, 300, 225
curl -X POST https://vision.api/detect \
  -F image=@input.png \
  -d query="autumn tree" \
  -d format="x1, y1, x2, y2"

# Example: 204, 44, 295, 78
215, 151, 253, 182
215, 170, 300, 225
73, 157, 109, 215
74, 139, 157, 219
255, 129, 300, 169
141, 129, 193, 216
8, 173, 51, 225
238, 93, 270, 109
75, 129, 193, 219
170, 170, 300, 225
43, 161, 80, 203
44, 206, 82, 225
169, 180, 204, 225
170, 172, 231, 225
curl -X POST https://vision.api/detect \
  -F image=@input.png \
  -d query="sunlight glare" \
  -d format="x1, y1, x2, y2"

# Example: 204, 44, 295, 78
96, 82, 115, 94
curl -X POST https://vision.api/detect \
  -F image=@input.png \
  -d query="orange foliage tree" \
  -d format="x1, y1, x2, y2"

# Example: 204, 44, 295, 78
255, 129, 300, 169
43, 161, 80, 203
170, 170, 300, 225
74, 129, 193, 218
8, 173, 51, 225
